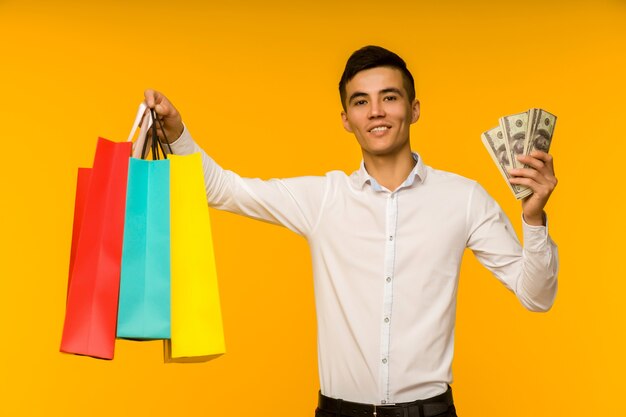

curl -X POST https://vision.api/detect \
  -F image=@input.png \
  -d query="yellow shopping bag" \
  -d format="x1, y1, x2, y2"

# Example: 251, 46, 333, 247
165, 153, 225, 362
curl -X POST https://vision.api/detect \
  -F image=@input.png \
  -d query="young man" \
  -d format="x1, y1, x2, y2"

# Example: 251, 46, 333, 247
145, 45, 558, 417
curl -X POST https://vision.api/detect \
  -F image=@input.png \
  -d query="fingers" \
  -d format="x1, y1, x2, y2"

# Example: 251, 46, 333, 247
510, 152, 557, 222
517, 151, 554, 170
144, 89, 158, 108
534, 150, 555, 174
509, 163, 558, 200
141, 89, 184, 143
516, 154, 543, 171
509, 173, 539, 188
509, 166, 558, 187
143, 89, 176, 117
510, 151, 557, 188
509, 167, 543, 185
515, 151, 556, 181
509, 175, 555, 202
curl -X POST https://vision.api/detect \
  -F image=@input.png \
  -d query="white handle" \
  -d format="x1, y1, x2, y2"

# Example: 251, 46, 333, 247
127, 102, 155, 159
127, 102, 148, 142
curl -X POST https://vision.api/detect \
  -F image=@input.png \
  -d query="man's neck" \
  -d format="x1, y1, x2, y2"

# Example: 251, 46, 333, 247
363, 147, 416, 191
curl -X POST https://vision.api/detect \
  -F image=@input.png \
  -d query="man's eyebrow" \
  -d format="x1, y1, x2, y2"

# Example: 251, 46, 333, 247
348, 91, 368, 103
348, 88, 404, 104
380, 87, 404, 96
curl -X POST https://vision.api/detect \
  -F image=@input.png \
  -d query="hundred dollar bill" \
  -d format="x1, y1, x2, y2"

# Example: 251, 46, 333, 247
525, 108, 556, 157
481, 126, 532, 200
499, 111, 529, 170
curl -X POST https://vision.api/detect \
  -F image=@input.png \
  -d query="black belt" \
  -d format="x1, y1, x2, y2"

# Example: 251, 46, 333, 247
317, 387, 454, 417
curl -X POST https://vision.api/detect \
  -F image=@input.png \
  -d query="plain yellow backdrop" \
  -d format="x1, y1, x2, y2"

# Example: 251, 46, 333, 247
1, 1, 625, 415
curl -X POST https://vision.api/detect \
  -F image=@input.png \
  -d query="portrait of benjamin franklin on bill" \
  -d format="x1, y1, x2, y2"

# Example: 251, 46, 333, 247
533, 129, 551, 153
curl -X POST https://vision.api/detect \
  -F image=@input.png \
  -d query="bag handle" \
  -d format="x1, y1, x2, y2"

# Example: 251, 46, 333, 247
128, 102, 151, 159
142, 108, 172, 160
127, 103, 173, 160
127, 102, 148, 143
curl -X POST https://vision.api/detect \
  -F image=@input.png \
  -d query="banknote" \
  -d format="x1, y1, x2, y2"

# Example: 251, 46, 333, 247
499, 111, 529, 170
482, 108, 556, 200
525, 108, 556, 158
481, 126, 532, 200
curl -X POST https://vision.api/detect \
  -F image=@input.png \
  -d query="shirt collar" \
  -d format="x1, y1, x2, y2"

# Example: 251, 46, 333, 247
354, 152, 427, 191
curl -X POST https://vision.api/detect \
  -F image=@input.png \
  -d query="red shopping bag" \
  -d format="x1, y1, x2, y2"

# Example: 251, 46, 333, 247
66, 168, 90, 296
60, 138, 132, 359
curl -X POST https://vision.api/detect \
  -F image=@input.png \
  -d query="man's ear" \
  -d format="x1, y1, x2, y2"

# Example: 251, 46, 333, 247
341, 111, 354, 133
411, 99, 421, 124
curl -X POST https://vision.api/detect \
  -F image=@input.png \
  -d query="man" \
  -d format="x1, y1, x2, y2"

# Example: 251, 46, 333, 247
144, 45, 558, 417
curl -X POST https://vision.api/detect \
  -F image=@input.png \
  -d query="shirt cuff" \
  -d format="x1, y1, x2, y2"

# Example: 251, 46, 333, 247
521, 213, 551, 252
169, 123, 197, 155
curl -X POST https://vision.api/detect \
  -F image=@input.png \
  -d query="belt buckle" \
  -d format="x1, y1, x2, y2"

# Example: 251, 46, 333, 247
374, 402, 397, 416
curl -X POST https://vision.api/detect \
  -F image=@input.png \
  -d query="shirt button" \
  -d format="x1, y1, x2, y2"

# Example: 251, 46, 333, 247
381, 400, 387, 404
389, 236, 393, 241
386, 277, 391, 283
384, 317, 390, 323
382, 358, 387, 364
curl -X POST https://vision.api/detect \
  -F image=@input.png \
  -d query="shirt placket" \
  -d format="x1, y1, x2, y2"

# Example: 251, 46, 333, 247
379, 191, 398, 404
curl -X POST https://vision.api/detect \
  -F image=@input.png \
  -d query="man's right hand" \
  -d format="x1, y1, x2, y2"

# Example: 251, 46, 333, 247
143, 89, 184, 143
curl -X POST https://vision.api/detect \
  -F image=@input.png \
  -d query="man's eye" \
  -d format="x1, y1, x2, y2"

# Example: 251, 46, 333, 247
354, 100, 367, 106
384, 95, 397, 101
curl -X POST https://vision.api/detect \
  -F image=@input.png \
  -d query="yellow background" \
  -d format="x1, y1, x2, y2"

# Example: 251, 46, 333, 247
1, 0, 625, 415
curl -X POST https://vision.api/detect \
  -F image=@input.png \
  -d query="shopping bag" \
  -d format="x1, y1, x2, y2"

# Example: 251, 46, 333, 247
165, 152, 225, 362
66, 168, 91, 298
117, 105, 170, 340
117, 158, 171, 339
60, 138, 132, 359
117, 110, 172, 339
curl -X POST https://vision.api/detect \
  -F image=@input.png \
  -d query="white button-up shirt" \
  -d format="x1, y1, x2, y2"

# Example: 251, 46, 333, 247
171, 128, 559, 405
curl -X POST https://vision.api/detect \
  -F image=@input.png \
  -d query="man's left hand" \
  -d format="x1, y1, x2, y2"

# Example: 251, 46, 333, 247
508, 151, 558, 226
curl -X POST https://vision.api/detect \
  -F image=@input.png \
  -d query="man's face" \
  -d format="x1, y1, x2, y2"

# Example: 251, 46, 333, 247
341, 67, 420, 158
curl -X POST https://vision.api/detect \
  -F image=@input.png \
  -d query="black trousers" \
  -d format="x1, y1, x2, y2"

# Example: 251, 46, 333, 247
315, 407, 457, 417
315, 387, 458, 417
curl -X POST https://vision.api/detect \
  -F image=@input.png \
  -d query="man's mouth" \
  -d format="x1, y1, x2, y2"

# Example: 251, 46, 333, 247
369, 126, 390, 133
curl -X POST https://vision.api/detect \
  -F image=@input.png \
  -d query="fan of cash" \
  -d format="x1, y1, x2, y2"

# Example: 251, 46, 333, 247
481, 108, 556, 199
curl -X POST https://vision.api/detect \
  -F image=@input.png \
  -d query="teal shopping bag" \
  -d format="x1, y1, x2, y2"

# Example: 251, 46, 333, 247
117, 157, 171, 339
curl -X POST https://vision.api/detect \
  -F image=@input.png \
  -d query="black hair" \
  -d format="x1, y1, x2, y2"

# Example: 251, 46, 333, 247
339, 45, 416, 111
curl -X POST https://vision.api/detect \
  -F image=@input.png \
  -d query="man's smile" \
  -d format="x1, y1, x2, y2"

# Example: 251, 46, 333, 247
368, 124, 392, 136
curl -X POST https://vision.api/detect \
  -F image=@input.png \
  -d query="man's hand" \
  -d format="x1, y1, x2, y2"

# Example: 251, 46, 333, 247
508, 151, 558, 226
143, 89, 184, 143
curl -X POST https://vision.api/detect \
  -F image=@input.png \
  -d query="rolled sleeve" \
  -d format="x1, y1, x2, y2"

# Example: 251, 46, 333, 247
169, 124, 200, 155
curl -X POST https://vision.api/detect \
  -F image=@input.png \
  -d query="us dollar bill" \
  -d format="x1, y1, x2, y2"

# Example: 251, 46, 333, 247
499, 111, 529, 170
481, 126, 532, 200
525, 108, 556, 157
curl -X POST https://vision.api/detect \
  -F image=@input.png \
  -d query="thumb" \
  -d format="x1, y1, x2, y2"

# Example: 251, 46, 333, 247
144, 89, 159, 108
155, 103, 168, 115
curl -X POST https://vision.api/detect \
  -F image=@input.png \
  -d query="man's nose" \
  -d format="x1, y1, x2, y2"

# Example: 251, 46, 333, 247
368, 99, 386, 118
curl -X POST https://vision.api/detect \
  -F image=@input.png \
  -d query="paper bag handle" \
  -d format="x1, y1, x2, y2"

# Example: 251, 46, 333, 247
127, 102, 148, 143
127, 102, 151, 159
127, 103, 172, 159
143, 108, 172, 160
